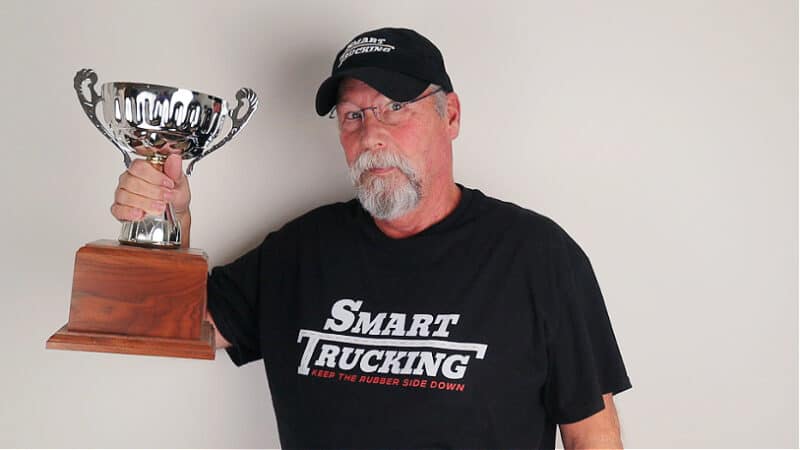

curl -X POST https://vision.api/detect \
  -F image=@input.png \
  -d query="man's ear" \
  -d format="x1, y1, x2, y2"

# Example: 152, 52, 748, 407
445, 92, 461, 140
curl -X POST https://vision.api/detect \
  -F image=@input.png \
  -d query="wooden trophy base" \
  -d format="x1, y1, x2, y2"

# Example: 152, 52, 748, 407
47, 239, 215, 360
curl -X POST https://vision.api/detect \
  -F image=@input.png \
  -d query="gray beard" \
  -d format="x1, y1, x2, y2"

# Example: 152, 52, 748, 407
348, 151, 422, 220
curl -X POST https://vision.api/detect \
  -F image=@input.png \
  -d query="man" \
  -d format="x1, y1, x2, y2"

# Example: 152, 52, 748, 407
111, 28, 632, 449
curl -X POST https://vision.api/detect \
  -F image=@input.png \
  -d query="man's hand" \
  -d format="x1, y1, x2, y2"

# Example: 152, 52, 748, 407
110, 154, 191, 221
560, 393, 624, 449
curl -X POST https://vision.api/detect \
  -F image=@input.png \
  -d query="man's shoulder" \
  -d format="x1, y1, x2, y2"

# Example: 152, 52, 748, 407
250, 199, 357, 254
277, 198, 359, 234
471, 187, 569, 247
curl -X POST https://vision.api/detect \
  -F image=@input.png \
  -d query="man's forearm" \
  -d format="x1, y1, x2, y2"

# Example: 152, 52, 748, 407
563, 433, 623, 449
178, 210, 191, 249
560, 393, 624, 449
181, 209, 230, 349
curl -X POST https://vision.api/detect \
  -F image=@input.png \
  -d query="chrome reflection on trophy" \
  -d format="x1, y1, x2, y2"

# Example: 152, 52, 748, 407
73, 68, 258, 248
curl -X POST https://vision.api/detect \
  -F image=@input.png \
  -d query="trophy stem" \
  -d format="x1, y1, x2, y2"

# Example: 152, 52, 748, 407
147, 154, 167, 168
118, 155, 182, 249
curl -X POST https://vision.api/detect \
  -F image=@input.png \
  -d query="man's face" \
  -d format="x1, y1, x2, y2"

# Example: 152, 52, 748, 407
336, 78, 459, 220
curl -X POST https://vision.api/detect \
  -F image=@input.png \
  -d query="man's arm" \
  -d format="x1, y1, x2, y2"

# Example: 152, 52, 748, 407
175, 187, 232, 351
109, 156, 233, 350
559, 393, 624, 449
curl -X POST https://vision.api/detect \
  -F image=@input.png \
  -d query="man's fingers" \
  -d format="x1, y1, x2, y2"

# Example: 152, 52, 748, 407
118, 173, 174, 202
114, 188, 167, 216
110, 158, 190, 222
110, 203, 145, 222
126, 159, 176, 188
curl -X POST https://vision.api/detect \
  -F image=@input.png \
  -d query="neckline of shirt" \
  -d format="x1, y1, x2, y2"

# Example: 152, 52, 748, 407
354, 183, 477, 248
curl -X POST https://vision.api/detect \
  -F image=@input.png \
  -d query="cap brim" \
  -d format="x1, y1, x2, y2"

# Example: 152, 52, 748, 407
315, 67, 429, 116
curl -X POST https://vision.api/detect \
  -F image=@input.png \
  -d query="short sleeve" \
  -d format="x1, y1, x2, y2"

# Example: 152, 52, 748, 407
207, 230, 288, 367
206, 241, 264, 366
538, 227, 632, 424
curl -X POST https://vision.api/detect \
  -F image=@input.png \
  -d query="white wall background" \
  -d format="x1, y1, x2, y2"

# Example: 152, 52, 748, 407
0, 0, 796, 447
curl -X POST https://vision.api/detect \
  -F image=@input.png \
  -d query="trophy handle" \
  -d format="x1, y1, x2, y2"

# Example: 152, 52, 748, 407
73, 68, 132, 168
186, 87, 258, 175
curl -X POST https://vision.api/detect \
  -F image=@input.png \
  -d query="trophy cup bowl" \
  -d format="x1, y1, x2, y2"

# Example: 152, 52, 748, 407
45, 69, 258, 360
73, 68, 258, 248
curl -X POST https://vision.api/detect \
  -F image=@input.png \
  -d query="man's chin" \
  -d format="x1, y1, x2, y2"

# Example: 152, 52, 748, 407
355, 175, 421, 219
358, 170, 404, 189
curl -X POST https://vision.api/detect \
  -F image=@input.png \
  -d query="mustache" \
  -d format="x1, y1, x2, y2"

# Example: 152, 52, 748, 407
348, 150, 418, 185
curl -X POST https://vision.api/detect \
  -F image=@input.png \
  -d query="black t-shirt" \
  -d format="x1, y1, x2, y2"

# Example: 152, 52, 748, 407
207, 184, 632, 449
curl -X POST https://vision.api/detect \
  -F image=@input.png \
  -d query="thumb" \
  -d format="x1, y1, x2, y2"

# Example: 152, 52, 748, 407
163, 154, 184, 184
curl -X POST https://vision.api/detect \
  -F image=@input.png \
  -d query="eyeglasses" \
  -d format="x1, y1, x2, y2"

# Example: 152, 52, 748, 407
329, 87, 444, 132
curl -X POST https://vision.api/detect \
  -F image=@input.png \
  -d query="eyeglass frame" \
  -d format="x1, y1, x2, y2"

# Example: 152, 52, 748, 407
328, 86, 445, 129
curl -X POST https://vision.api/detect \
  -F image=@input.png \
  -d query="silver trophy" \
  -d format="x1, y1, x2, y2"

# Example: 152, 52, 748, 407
73, 69, 258, 248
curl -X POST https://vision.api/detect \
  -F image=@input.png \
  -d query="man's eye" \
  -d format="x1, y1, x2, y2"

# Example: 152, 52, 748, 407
344, 111, 363, 120
387, 102, 404, 112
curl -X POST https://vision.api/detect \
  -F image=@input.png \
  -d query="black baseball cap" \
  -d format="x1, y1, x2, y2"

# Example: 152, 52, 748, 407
315, 27, 453, 116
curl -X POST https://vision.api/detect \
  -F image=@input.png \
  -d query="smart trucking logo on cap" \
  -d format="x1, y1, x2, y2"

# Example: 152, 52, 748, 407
337, 36, 396, 68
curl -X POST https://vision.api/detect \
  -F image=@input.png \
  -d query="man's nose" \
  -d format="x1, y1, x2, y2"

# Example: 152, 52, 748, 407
359, 108, 387, 150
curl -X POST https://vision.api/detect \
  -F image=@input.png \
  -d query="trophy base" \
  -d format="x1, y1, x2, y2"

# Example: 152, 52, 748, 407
47, 322, 215, 359
47, 239, 215, 360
